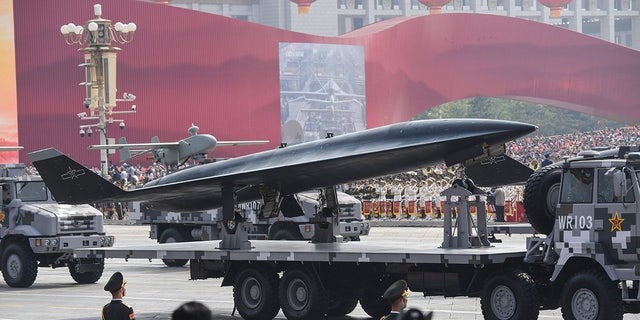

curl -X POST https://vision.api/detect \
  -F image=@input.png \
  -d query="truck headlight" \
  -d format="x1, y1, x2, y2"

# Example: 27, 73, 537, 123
44, 239, 51, 246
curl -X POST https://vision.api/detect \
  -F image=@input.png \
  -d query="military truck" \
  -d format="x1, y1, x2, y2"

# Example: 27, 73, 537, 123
0, 164, 113, 287
128, 189, 370, 266
65, 147, 640, 319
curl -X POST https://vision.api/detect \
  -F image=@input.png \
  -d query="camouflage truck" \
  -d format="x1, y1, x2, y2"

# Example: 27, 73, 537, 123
128, 189, 370, 266
0, 164, 113, 287
520, 146, 640, 319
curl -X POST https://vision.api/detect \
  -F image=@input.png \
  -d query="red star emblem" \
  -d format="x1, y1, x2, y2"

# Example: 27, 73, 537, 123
0, 211, 4, 222
609, 212, 625, 232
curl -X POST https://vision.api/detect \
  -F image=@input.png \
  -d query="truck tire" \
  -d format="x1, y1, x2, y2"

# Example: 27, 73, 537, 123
159, 229, 189, 267
358, 285, 391, 319
279, 267, 328, 320
269, 224, 304, 240
233, 265, 280, 320
480, 269, 539, 320
1, 242, 38, 288
68, 258, 104, 284
270, 228, 303, 240
561, 269, 623, 320
523, 165, 562, 235
326, 294, 358, 316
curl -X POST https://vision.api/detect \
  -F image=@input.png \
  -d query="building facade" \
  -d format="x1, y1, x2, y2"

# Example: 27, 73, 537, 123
161, 0, 639, 49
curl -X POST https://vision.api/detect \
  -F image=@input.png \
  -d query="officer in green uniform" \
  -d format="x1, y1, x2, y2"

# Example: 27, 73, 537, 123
380, 279, 409, 320
102, 272, 135, 320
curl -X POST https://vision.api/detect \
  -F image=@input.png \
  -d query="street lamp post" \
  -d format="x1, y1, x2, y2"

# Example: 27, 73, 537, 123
61, 4, 138, 178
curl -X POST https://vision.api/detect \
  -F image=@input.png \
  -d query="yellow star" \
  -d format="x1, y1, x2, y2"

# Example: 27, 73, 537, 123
609, 212, 625, 232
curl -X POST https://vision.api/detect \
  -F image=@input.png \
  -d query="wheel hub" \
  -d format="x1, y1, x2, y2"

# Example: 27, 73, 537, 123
572, 288, 598, 320
287, 279, 309, 311
491, 284, 516, 319
7, 254, 22, 279
242, 277, 262, 308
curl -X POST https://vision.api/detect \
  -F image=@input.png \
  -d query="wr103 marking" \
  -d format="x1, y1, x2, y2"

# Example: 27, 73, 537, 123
558, 215, 593, 230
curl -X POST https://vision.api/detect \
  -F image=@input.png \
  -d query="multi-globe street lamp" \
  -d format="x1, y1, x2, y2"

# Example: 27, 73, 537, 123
61, 4, 138, 178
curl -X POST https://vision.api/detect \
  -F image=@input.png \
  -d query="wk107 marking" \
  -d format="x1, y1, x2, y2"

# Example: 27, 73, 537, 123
558, 215, 594, 230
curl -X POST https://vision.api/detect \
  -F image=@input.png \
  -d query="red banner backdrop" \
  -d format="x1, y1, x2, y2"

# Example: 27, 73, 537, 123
13, 0, 640, 166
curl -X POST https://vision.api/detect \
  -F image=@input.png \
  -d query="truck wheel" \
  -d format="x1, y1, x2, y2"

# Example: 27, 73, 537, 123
523, 165, 561, 235
279, 267, 328, 320
561, 269, 623, 320
159, 229, 188, 267
233, 265, 280, 320
326, 294, 358, 316
480, 269, 539, 320
270, 227, 303, 240
223, 213, 243, 235
68, 258, 104, 284
358, 285, 391, 319
1, 242, 38, 288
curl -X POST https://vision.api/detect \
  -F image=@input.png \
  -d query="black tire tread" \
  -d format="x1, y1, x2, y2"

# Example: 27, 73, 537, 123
233, 265, 280, 320
68, 258, 104, 284
159, 228, 189, 267
561, 269, 623, 320
358, 283, 392, 319
524, 164, 562, 235
279, 267, 328, 320
480, 268, 540, 320
1, 242, 38, 288
326, 294, 358, 316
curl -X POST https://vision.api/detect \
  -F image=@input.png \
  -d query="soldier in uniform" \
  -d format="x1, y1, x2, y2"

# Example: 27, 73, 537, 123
380, 279, 409, 320
102, 272, 135, 320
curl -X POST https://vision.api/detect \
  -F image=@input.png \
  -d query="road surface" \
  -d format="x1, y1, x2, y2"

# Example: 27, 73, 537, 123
0, 224, 637, 319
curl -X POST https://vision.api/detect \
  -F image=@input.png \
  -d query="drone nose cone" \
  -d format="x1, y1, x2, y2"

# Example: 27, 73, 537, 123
504, 120, 537, 134
479, 119, 537, 144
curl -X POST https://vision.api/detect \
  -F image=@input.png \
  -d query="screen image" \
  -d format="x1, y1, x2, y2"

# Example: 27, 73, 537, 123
279, 42, 365, 145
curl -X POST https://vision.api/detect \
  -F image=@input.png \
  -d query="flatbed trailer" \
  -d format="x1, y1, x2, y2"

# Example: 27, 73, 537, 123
74, 238, 527, 267
75, 235, 535, 320
74, 185, 549, 320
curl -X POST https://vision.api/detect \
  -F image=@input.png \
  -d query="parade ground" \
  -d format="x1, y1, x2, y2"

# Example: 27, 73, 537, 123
1, 224, 639, 320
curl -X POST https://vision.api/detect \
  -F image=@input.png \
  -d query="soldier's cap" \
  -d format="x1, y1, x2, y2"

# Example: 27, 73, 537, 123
383, 279, 409, 302
104, 271, 127, 292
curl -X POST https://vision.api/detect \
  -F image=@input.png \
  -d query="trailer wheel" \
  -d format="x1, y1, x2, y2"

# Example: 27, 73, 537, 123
561, 269, 623, 320
159, 228, 188, 267
233, 266, 280, 320
269, 226, 303, 240
68, 258, 104, 284
1, 242, 38, 288
523, 165, 561, 235
279, 267, 328, 320
326, 294, 358, 316
480, 269, 539, 320
358, 285, 391, 319
223, 213, 243, 235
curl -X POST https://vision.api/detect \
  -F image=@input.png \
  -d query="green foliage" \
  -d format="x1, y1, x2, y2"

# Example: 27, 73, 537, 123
412, 97, 624, 136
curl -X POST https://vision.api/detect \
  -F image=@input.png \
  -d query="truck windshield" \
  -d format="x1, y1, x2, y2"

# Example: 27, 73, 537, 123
560, 168, 594, 203
16, 181, 48, 202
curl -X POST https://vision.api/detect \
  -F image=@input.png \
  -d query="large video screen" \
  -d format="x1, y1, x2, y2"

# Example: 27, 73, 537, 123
279, 42, 365, 145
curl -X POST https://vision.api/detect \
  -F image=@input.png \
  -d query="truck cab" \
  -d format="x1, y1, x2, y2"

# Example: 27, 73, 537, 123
0, 164, 113, 287
264, 190, 369, 241
552, 153, 640, 281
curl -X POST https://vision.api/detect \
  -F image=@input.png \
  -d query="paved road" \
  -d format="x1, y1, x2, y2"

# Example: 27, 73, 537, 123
1, 224, 638, 319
